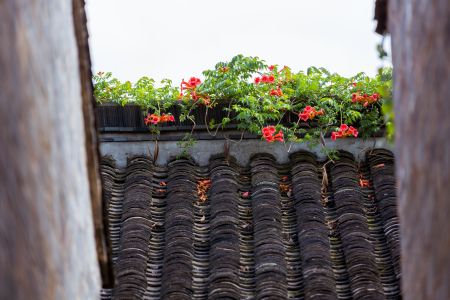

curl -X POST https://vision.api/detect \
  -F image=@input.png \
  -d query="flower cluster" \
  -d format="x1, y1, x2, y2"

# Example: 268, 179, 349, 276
269, 87, 283, 97
144, 113, 175, 125
181, 77, 201, 89
179, 77, 210, 105
254, 74, 275, 84
261, 126, 284, 143
331, 124, 358, 140
299, 106, 325, 122
197, 179, 211, 203
351, 92, 380, 107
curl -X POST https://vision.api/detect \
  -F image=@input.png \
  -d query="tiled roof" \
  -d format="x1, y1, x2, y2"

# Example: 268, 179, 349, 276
100, 149, 400, 299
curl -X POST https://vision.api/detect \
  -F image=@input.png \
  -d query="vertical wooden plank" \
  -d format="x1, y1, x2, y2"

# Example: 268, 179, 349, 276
0, 0, 101, 299
72, 0, 114, 288
389, 0, 450, 298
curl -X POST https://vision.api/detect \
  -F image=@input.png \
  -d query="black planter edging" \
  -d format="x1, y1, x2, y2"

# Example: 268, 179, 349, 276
95, 103, 298, 133
95, 104, 146, 130
95, 103, 385, 138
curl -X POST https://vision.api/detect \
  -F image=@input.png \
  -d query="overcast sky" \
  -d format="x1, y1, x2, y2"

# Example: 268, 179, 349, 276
86, 0, 387, 83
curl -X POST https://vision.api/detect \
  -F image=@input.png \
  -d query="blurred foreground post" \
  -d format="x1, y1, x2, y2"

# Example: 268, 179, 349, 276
389, 0, 450, 298
0, 1, 101, 299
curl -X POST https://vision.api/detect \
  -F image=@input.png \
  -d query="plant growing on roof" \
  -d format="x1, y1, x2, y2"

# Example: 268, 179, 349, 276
93, 55, 391, 156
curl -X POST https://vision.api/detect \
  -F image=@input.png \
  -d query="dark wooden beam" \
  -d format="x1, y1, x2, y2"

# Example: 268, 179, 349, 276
72, 0, 114, 288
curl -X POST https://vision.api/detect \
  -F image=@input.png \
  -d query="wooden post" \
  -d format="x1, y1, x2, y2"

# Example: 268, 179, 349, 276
72, 0, 114, 288
389, 0, 450, 298
0, 1, 101, 299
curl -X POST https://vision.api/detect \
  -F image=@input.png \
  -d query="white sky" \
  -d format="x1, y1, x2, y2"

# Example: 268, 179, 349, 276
86, 0, 387, 83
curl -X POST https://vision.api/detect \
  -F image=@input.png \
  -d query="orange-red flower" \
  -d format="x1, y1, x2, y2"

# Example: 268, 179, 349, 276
254, 74, 276, 85
180, 78, 200, 90
298, 106, 324, 122
268, 65, 275, 71
144, 114, 160, 125
331, 124, 358, 140
261, 126, 284, 143
273, 130, 284, 142
262, 125, 276, 137
144, 113, 175, 125
351, 92, 380, 107
269, 87, 283, 97
179, 77, 210, 105
188, 77, 201, 87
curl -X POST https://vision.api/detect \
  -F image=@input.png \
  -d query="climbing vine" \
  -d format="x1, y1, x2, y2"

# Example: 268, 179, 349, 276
94, 55, 392, 153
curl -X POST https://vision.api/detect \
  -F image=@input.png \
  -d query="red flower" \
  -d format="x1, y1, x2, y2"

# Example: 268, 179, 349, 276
145, 113, 175, 125
268, 75, 275, 83
331, 131, 342, 141
261, 126, 283, 143
332, 124, 358, 140
348, 126, 358, 137
299, 113, 309, 122
191, 91, 199, 100
254, 77, 261, 84
180, 79, 190, 90
241, 191, 250, 198
269, 65, 275, 71
188, 77, 201, 87
144, 114, 160, 125
273, 131, 284, 142
262, 126, 276, 136
261, 75, 269, 83
180, 77, 201, 97
144, 115, 151, 125
269, 88, 283, 97
352, 82, 357, 87
351, 92, 380, 106
299, 106, 325, 121
266, 135, 275, 142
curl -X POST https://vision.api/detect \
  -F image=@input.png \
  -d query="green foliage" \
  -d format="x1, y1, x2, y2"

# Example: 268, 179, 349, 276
176, 134, 197, 159
378, 67, 395, 142
93, 55, 393, 154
